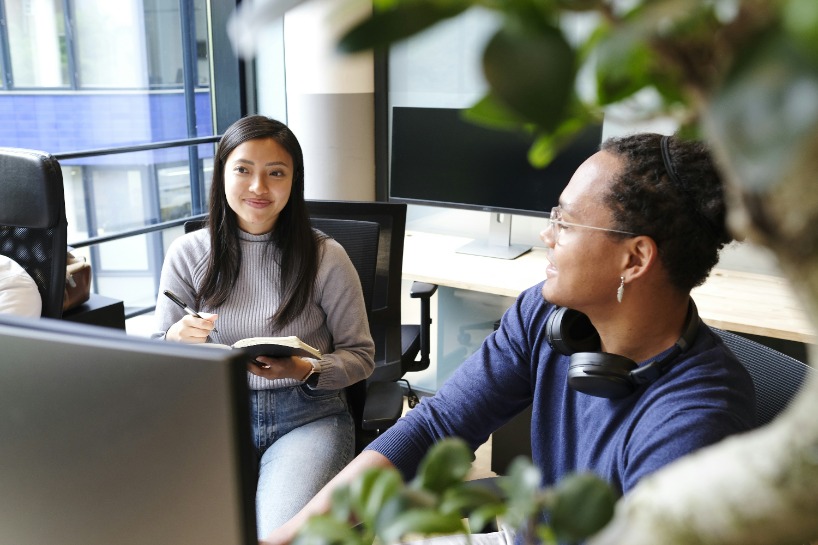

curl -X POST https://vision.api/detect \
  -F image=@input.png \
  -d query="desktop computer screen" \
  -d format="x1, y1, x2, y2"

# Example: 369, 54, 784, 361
0, 316, 257, 545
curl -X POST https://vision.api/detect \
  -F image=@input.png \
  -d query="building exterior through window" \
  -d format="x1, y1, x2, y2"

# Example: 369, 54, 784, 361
0, 0, 245, 315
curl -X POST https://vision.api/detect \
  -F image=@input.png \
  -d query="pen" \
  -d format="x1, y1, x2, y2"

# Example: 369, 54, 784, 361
163, 290, 218, 333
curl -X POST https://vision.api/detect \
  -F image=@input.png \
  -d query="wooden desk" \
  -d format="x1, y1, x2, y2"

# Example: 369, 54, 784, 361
403, 230, 817, 345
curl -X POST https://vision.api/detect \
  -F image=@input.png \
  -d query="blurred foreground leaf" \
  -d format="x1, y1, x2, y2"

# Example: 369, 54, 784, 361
550, 473, 618, 543
338, 0, 471, 52
483, 22, 576, 131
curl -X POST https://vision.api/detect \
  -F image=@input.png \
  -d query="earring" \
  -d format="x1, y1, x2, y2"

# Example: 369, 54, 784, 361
617, 276, 625, 303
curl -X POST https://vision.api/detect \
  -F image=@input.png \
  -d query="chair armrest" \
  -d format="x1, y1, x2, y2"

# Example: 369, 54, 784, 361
361, 381, 405, 431
410, 281, 438, 299
409, 281, 438, 370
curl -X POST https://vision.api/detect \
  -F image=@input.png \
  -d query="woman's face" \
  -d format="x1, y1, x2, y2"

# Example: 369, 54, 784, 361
541, 150, 632, 313
224, 137, 294, 235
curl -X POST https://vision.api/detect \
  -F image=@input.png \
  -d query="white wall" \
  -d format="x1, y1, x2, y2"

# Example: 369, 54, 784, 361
256, 0, 376, 201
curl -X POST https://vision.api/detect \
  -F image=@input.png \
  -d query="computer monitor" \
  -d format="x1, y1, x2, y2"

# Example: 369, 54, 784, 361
0, 316, 256, 545
389, 106, 603, 259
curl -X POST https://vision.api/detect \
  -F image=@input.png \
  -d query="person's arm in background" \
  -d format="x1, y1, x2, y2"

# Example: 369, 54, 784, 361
261, 450, 394, 545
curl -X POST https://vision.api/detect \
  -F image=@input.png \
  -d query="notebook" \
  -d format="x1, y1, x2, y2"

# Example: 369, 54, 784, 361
0, 315, 257, 545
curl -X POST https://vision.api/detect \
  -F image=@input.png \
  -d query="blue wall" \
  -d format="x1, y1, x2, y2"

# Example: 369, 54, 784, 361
0, 90, 213, 164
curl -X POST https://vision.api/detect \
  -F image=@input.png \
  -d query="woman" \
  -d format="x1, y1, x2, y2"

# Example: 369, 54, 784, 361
153, 115, 375, 536
263, 133, 756, 545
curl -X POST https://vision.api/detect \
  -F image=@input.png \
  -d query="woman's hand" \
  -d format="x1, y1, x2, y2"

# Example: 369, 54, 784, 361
165, 312, 218, 343
248, 355, 312, 380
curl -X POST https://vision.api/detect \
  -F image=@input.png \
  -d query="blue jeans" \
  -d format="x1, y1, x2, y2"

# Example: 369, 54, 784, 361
251, 385, 354, 537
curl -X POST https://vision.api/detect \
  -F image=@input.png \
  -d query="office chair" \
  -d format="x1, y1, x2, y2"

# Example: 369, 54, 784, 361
489, 327, 814, 474
712, 328, 812, 427
305, 200, 438, 440
0, 148, 68, 319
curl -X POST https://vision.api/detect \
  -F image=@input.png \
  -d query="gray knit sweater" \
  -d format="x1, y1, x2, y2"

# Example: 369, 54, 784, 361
153, 228, 375, 391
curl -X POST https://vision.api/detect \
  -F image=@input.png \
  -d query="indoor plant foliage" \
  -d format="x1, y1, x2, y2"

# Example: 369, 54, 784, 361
290, 438, 617, 545
230, 0, 818, 543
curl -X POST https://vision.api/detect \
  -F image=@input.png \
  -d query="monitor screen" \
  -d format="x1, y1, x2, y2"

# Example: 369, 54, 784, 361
389, 106, 603, 217
0, 316, 257, 545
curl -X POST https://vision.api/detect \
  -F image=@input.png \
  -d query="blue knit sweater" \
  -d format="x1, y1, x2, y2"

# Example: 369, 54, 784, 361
367, 282, 756, 494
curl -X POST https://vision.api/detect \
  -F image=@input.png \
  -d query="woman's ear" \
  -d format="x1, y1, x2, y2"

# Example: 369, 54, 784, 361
623, 236, 658, 281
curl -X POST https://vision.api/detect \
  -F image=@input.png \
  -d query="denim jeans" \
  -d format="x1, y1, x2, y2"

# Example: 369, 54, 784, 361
251, 385, 354, 537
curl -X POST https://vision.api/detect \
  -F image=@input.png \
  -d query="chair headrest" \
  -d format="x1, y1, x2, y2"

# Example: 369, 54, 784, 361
0, 148, 66, 229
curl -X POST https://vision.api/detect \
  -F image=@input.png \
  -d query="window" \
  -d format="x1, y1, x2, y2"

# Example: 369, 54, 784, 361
0, 0, 253, 317
5, 0, 68, 88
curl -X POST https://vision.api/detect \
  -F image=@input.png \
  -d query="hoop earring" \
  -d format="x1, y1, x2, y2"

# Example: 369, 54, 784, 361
617, 277, 625, 303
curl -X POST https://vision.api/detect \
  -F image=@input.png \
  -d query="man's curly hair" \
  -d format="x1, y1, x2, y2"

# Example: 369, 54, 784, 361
600, 133, 734, 293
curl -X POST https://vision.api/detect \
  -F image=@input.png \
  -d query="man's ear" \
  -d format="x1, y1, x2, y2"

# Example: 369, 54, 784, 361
622, 236, 658, 281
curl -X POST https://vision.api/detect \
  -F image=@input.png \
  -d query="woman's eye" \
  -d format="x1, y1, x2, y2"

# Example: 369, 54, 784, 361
234, 166, 248, 174
269, 169, 286, 177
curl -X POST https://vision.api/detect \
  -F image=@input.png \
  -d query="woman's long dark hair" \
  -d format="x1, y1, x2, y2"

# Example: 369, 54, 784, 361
196, 115, 321, 328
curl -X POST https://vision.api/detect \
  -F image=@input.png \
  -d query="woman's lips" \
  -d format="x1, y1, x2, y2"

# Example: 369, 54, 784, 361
245, 199, 271, 208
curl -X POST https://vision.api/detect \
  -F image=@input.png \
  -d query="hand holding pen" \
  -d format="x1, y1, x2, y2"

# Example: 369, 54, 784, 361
163, 289, 219, 340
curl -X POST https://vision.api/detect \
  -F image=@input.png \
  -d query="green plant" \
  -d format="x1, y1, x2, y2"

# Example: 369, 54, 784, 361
292, 438, 617, 545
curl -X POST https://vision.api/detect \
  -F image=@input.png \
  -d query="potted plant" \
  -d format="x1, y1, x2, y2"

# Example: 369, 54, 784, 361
292, 438, 617, 545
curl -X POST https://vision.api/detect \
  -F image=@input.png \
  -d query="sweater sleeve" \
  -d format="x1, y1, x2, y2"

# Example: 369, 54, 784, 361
364, 286, 541, 479
151, 233, 208, 340
310, 238, 376, 390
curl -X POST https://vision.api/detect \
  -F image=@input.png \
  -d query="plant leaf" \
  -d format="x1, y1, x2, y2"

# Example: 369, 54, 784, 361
464, 93, 531, 131
482, 22, 576, 131
378, 508, 468, 544
438, 481, 504, 516
293, 514, 363, 545
338, 0, 471, 53
411, 438, 475, 494
549, 473, 618, 543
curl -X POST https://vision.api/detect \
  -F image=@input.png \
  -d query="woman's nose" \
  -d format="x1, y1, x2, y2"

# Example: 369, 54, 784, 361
249, 175, 267, 194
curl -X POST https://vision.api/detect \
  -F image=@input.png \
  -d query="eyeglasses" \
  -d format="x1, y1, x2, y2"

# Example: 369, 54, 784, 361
545, 206, 637, 244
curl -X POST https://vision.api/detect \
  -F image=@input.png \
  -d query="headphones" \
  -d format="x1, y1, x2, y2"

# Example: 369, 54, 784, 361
545, 301, 701, 399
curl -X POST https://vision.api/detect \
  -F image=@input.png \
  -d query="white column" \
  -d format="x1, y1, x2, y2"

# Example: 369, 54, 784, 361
281, 0, 375, 201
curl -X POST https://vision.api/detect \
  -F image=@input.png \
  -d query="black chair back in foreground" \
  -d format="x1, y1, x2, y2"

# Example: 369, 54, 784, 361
0, 147, 67, 319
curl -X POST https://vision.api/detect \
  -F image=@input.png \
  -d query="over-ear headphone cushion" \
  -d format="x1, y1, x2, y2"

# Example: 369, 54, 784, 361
568, 352, 638, 399
546, 307, 600, 355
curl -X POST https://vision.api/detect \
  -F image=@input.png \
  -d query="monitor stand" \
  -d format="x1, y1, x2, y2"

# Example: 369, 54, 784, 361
456, 212, 531, 260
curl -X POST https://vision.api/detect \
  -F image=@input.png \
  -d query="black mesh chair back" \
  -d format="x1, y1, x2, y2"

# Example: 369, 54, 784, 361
713, 328, 812, 426
310, 218, 379, 313
0, 148, 67, 319
306, 200, 409, 383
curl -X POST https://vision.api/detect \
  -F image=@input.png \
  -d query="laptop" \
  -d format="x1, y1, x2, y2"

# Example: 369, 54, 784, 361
0, 315, 257, 545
